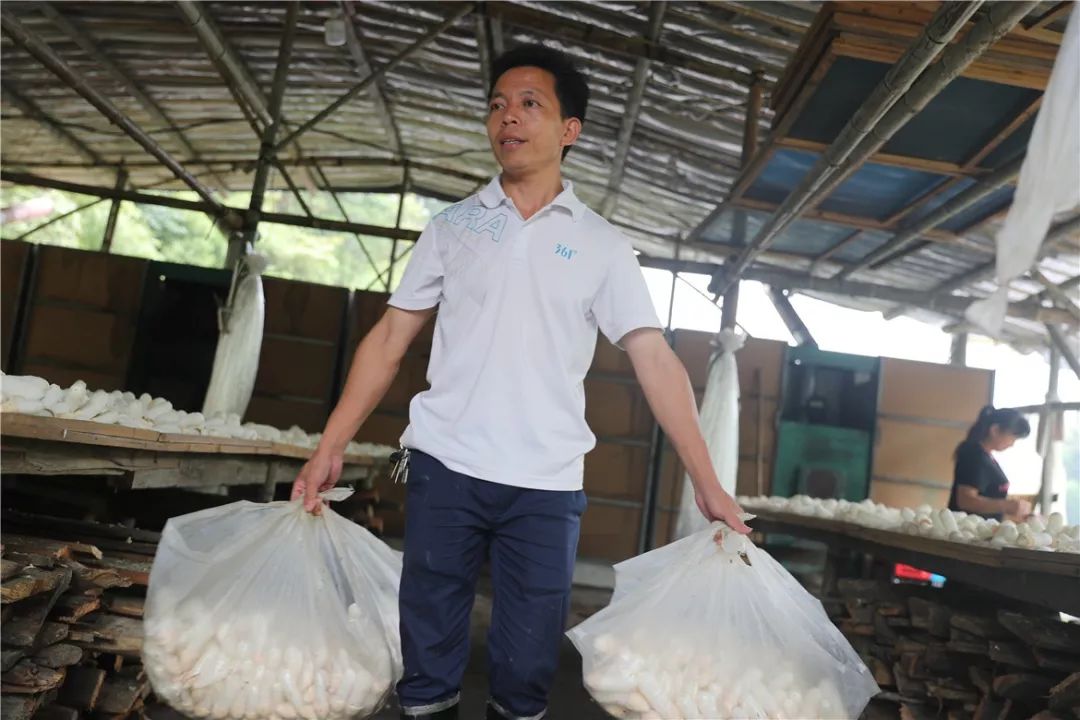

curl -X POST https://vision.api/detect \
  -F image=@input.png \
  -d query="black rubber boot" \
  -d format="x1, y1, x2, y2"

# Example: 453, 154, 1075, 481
400, 705, 459, 720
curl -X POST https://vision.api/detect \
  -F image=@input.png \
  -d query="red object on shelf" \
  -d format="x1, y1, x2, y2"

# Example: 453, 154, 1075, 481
894, 563, 933, 582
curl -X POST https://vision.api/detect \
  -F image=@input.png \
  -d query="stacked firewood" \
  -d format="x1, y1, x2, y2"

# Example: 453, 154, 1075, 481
1, 511, 155, 719
831, 579, 1080, 720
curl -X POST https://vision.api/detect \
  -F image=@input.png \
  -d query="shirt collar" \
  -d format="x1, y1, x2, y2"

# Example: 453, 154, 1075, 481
477, 176, 586, 222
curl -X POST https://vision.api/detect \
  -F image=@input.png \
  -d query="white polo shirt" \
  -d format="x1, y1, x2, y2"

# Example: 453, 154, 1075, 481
388, 176, 661, 491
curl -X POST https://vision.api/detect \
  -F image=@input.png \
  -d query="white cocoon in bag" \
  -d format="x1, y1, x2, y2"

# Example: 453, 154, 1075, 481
143, 492, 403, 720
569, 522, 879, 719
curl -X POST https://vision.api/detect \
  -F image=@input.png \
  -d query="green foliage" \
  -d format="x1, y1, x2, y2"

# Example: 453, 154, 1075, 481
0, 186, 448, 291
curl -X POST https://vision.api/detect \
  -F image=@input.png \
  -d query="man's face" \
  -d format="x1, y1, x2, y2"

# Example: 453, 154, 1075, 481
487, 66, 581, 174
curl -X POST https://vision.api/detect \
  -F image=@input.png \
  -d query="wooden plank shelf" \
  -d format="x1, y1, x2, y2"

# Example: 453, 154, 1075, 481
0, 413, 389, 495
749, 508, 1080, 615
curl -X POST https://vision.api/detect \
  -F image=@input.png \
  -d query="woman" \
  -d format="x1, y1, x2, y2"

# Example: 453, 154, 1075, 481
949, 406, 1033, 520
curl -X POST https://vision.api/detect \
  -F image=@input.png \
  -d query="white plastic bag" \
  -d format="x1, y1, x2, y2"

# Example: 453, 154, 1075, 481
674, 329, 744, 541
143, 490, 403, 720
966, 10, 1079, 336
203, 254, 267, 419
568, 522, 879, 719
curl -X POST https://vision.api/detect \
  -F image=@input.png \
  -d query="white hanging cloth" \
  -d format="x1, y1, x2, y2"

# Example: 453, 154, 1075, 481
674, 328, 745, 541
966, 11, 1080, 336
203, 254, 267, 419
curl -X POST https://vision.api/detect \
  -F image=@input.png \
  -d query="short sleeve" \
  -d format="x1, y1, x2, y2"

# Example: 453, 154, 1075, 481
388, 221, 443, 310
591, 242, 663, 346
953, 444, 988, 494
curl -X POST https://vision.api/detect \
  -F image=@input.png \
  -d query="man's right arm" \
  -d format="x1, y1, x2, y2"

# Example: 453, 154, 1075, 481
292, 305, 433, 512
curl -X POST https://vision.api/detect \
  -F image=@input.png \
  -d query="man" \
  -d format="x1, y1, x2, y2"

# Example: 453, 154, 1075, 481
292, 45, 749, 720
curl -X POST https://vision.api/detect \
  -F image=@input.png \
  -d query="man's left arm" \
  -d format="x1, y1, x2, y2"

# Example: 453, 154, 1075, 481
623, 328, 750, 534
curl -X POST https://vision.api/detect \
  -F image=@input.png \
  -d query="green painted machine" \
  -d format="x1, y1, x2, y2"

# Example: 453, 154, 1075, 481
771, 346, 880, 503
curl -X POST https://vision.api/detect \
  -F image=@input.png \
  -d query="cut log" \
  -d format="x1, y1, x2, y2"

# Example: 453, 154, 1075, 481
1, 558, 25, 580
2, 568, 72, 646
926, 677, 979, 703
925, 644, 973, 679
69, 614, 143, 656
870, 656, 896, 686
875, 611, 901, 643
1, 649, 24, 672
0, 693, 45, 720
993, 672, 1057, 701
1049, 672, 1080, 712
52, 592, 101, 622
970, 665, 994, 695
32, 705, 80, 720
951, 612, 1009, 639
1, 567, 70, 604
894, 662, 928, 699
989, 639, 1037, 669
32, 643, 82, 668
901, 702, 937, 720
910, 597, 952, 637
1033, 647, 1080, 674
101, 594, 144, 618
0, 659, 66, 693
1, 535, 102, 561
0, 510, 161, 544
36, 620, 71, 647
96, 674, 149, 715
87, 554, 151, 586
56, 665, 105, 711
65, 560, 131, 592
972, 693, 1005, 720
999, 611, 1080, 653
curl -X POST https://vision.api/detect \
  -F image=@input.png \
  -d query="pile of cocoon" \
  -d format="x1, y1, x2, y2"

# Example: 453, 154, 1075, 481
570, 523, 879, 720
738, 495, 1079, 554
0, 372, 389, 458
143, 596, 399, 720
582, 633, 847, 719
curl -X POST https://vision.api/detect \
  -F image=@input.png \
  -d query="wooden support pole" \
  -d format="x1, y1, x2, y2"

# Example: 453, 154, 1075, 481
1046, 325, 1080, 379
769, 287, 817, 347
721, 70, 764, 330
1038, 347, 1060, 513
950, 332, 968, 367
236, 1, 299, 266
100, 166, 128, 254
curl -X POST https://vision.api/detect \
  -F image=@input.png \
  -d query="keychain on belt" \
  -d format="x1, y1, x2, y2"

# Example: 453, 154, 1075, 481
389, 447, 411, 484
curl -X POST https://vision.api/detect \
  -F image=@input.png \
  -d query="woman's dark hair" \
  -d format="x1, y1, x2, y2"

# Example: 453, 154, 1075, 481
963, 405, 1031, 445
490, 44, 590, 159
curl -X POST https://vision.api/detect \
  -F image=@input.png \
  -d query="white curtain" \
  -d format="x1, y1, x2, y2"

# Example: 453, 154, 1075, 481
674, 328, 745, 541
967, 11, 1080, 335
203, 254, 267, 419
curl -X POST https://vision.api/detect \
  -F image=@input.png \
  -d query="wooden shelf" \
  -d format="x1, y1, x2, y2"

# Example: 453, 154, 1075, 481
750, 508, 1080, 615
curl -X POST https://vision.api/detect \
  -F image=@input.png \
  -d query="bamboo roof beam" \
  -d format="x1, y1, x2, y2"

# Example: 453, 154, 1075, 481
1032, 269, 1080, 323
37, 2, 228, 189
838, 154, 1024, 278
702, 1, 998, 290
1046, 324, 1080, 379
599, 1, 667, 219
0, 170, 425, 242
0, 9, 221, 210
768, 286, 817, 347
340, 0, 405, 160
0, 83, 104, 165
272, 4, 475, 154
882, 214, 1080, 320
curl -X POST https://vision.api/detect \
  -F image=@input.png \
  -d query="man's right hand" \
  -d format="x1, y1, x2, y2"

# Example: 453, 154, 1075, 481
291, 449, 344, 515
1004, 498, 1032, 518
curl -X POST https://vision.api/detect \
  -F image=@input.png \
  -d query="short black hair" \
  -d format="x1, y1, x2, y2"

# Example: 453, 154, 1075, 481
490, 44, 590, 159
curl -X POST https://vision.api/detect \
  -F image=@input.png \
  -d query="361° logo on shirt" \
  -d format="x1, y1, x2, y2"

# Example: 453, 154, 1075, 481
555, 243, 578, 260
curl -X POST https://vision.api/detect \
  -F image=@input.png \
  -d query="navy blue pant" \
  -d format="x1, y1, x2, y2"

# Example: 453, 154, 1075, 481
397, 451, 586, 718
